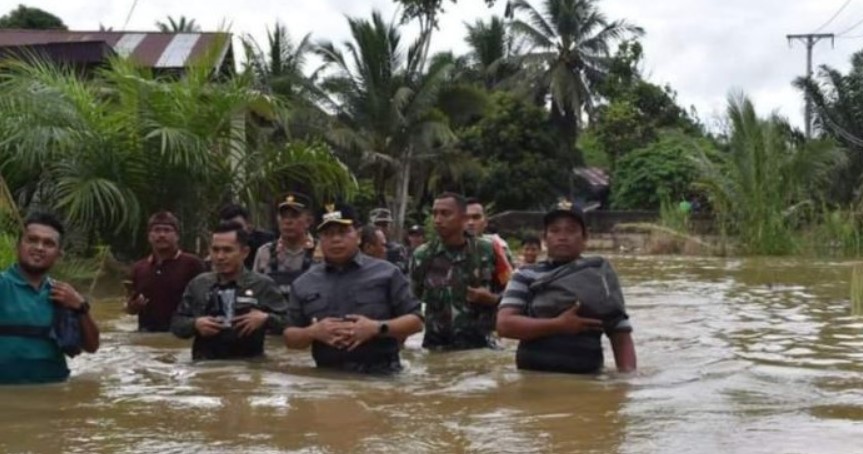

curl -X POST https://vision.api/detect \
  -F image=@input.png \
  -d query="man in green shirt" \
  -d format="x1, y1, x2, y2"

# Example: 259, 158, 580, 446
0, 212, 100, 384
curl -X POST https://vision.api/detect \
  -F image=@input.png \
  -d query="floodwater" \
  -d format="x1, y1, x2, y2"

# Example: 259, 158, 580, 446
2, 255, 863, 453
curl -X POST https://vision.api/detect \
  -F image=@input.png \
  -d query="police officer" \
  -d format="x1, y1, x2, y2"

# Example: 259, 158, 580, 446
252, 194, 316, 298
283, 203, 423, 373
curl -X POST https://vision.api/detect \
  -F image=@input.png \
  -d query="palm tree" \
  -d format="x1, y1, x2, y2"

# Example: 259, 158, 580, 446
241, 23, 328, 140
0, 48, 355, 255
794, 50, 863, 205
463, 16, 521, 89
692, 94, 844, 255
316, 11, 455, 235
507, 0, 642, 161
155, 15, 200, 33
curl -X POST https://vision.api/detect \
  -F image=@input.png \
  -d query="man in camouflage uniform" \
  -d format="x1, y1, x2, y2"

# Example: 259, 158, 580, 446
370, 208, 409, 274
410, 193, 510, 350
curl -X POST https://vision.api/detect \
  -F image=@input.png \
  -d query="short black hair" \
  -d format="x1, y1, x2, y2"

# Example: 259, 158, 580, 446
522, 235, 541, 247
435, 192, 467, 212
465, 197, 482, 207
213, 221, 250, 248
218, 204, 250, 222
22, 211, 65, 242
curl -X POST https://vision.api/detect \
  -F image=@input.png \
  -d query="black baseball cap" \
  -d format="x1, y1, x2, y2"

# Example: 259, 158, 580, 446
278, 192, 310, 213
543, 199, 587, 231
317, 202, 359, 231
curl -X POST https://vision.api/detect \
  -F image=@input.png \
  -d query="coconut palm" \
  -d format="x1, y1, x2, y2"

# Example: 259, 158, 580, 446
155, 15, 201, 33
316, 11, 455, 234
463, 16, 522, 89
692, 94, 844, 255
507, 0, 642, 161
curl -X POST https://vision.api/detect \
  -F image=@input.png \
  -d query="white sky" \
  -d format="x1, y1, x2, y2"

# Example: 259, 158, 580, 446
5, 0, 863, 129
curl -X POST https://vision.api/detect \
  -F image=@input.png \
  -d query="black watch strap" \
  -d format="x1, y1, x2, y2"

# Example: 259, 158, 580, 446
75, 300, 91, 315
378, 321, 389, 336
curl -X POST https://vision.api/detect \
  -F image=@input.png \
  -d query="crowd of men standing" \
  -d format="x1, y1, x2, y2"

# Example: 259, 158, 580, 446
0, 192, 636, 384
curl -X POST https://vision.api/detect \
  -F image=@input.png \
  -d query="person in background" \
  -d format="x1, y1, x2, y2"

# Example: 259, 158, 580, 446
218, 204, 275, 270
406, 224, 426, 254
284, 203, 423, 373
464, 197, 513, 283
497, 200, 636, 374
126, 211, 205, 332
171, 222, 287, 360
252, 194, 316, 299
518, 235, 543, 269
0, 212, 99, 384
360, 225, 387, 260
369, 208, 409, 273
410, 193, 509, 350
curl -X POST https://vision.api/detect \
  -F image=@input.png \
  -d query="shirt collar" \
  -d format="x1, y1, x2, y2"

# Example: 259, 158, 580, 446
148, 249, 182, 264
6, 263, 50, 291
324, 252, 366, 271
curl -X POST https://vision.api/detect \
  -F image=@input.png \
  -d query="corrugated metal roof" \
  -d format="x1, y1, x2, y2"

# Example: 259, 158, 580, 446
0, 29, 231, 69
573, 167, 609, 188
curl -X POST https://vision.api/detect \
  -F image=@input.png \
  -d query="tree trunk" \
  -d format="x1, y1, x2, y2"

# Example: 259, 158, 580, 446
393, 146, 413, 241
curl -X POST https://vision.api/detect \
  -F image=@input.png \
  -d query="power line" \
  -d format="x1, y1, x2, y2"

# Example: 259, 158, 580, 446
122, 0, 140, 31
837, 15, 863, 36
814, 0, 853, 33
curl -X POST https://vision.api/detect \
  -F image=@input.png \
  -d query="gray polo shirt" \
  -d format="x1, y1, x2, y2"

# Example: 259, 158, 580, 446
287, 253, 422, 372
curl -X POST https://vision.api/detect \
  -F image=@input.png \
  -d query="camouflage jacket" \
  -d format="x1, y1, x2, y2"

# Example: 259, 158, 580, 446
409, 234, 507, 350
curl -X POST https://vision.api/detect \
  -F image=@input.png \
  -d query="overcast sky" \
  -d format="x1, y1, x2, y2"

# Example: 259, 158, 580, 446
6, 0, 863, 129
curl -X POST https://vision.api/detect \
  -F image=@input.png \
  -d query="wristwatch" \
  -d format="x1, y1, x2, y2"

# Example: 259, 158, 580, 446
378, 321, 389, 336
74, 300, 91, 315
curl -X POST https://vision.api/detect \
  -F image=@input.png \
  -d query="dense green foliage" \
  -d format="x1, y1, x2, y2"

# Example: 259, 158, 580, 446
0, 4, 65, 30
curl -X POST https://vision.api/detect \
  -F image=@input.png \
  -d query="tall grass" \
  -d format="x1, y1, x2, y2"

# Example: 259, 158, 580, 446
692, 94, 844, 256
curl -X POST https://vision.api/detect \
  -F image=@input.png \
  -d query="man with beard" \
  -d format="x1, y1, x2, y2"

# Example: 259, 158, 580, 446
125, 212, 205, 332
171, 222, 287, 360
0, 212, 100, 384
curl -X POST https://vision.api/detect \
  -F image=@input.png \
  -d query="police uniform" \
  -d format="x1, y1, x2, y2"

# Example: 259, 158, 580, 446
252, 194, 316, 299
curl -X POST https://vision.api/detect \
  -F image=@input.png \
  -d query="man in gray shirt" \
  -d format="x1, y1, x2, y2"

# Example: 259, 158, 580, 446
283, 203, 423, 373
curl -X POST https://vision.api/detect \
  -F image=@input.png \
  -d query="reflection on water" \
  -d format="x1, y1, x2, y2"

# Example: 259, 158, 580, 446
2, 255, 863, 453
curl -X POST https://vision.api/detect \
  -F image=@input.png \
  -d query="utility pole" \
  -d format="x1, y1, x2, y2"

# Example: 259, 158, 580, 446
787, 33, 834, 138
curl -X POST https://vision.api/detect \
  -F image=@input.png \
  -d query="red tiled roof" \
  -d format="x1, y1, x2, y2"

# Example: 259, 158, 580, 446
0, 29, 231, 69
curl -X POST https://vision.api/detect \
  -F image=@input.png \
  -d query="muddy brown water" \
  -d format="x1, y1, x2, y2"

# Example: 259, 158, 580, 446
2, 255, 863, 453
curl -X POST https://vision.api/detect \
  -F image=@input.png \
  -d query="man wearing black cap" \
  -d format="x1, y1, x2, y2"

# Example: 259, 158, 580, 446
126, 211, 205, 332
370, 208, 409, 274
496, 199, 637, 374
252, 194, 316, 298
283, 203, 424, 373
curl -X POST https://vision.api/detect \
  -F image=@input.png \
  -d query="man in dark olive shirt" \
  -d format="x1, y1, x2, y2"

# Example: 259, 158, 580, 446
284, 203, 423, 373
171, 222, 287, 360
126, 212, 205, 332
